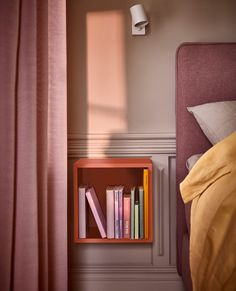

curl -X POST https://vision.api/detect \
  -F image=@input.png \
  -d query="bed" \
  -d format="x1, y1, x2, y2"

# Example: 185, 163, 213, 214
176, 43, 236, 291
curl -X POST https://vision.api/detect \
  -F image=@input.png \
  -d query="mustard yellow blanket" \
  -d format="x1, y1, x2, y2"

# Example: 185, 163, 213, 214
180, 132, 236, 291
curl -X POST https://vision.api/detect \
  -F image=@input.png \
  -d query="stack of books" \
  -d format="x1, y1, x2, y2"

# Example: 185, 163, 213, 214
106, 185, 145, 239
78, 169, 149, 240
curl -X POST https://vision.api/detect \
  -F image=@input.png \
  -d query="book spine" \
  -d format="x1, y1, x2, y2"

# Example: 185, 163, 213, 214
143, 169, 149, 239
130, 187, 135, 239
134, 203, 139, 239
134, 188, 139, 239
106, 188, 115, 239
139, 186, 144, 239
114, 189, 120, 238
118, 188, 123, 238
123, 195, 131, 238
85, 187, 107, 238
79, 186, 87, 238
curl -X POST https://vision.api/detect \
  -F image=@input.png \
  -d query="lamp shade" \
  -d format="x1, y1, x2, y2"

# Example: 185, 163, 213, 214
130, 4, 148, 28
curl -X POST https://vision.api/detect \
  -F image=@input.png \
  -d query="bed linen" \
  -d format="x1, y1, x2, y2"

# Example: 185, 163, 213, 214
180, 132, 236, 291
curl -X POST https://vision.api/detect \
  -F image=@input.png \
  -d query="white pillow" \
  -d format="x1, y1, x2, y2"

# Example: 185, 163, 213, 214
187, 101, 236, 144
186, 153, 203, 172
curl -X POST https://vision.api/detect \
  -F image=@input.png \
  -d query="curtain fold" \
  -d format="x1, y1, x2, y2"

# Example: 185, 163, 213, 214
0, 1, 67, 290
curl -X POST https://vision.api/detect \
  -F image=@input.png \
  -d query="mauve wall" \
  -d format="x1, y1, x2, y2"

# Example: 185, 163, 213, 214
67, 0, 236, 136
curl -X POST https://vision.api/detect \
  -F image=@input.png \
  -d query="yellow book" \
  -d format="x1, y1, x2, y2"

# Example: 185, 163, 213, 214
143, 169, 149, 239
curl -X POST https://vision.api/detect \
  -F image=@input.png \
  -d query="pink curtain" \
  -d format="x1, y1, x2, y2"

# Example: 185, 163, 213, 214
0, 1, 67, 291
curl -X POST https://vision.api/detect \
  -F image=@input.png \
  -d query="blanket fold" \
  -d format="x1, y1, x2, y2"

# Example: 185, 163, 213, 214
180, 132, 236, 291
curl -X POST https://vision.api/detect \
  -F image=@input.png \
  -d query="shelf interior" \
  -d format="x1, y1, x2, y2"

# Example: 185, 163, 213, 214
77, 167, 145, 239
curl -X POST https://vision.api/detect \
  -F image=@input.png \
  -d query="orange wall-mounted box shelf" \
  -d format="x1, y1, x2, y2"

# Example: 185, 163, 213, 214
73, 158, 153, 243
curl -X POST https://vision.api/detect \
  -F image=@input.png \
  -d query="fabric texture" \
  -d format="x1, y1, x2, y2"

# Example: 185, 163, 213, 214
181, 234, 192, 291
180, 132, 236, 291
187, 101, 236, 145
0, 1, 67, 291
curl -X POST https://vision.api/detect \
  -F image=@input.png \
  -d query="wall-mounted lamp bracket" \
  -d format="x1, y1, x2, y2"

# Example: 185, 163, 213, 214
130, 4, 149, 36
132, 22, 146, 35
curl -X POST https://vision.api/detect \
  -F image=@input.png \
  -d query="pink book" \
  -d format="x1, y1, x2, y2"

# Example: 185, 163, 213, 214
85, 187, 107, 238
123, 194, 131, 238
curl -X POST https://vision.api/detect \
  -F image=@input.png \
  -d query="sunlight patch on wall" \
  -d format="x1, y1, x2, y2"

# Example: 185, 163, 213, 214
86, 10, 127, 139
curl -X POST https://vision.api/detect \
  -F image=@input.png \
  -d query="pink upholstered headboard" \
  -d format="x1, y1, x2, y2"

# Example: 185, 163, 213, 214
176, 43, 236, 274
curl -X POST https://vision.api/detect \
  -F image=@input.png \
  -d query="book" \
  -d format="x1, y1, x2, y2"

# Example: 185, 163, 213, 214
114, 187, 120, 238
134, 188, 139, 239
130, 187, 135, 239
123, 194, 131, 238
79, 186, 87, 238
143, 169, 149, 239
85, 187, 107, 238
139, 186, 144, 239
106, 186, 115, 239
118, 186, 124, 238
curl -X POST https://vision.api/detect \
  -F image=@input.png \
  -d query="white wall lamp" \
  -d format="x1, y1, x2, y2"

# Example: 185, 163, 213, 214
130, 4, 149, 35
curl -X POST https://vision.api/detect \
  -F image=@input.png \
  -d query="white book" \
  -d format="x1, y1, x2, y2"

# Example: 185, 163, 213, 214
106, 187, 115, 238
86, 187, 107, 238
134, 203, 139, 239
79, 186, 87, 238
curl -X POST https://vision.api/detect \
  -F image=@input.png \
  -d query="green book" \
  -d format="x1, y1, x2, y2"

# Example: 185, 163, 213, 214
131, 187, 135, 239
139, 186, 144, 239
